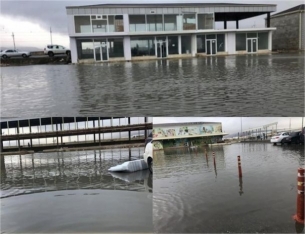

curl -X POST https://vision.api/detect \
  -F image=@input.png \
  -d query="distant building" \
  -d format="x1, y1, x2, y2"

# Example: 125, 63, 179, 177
153, 122, 227, 149
270, 4, 305, 51
66, 3, 276, 63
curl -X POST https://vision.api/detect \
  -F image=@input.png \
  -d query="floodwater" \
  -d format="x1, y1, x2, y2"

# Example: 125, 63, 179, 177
1, 53, 304, 117
0, 148, 153, 233
153, 143, 305, 233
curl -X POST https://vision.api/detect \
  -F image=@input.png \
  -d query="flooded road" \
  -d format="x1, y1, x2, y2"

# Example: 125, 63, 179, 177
1, 53, 304, 117
153, 143, 304, 233
0, 148, 153, 233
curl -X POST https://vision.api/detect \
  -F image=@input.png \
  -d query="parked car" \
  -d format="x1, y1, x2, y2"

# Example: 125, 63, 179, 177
44, 45, 70, 57
270, 132, 290, 145
300, 127, 305, 145
0, 49, 31, 58
282, 131, 302, 144
143, 140, 153, 173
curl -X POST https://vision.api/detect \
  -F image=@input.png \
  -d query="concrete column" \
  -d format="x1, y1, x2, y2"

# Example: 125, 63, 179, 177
93, 120, 96, 143
123, 14, 129, 33
267, 13, 270, 28
268, 30, 273, 51
178, 35, 182, 54
123, 36, 131, 61
191, 34, 197, 56
69, 37, 78, 64
227, 32, 236, 55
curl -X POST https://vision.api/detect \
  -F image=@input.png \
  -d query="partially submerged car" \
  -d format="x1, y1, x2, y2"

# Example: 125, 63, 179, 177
282, 131, 302, 145
143, 140, 153, 173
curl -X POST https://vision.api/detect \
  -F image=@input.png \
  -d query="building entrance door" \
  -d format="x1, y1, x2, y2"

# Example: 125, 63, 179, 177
94, 40, 109, 61
206, 39, 217, 55
156, 37, 167, 58
247, 38, 257, 53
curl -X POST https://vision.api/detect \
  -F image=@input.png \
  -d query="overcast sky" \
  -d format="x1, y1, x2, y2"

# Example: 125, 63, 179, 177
0, 0, 303, 50
153, 117, 304, 135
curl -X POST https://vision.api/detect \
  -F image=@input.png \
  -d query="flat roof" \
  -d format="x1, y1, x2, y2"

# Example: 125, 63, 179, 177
154, 122, 222, 127
67, 3, 276, 8
154, 133, 228, 140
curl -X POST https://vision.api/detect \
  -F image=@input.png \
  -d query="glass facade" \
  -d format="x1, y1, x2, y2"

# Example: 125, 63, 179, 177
236, 33, 246, 51
168, 36, 179, 54
197, 13, 214, 30
129, 15, 146, 32
183, 14, 196, 30
181, 35, 192, 54
75, 16, 91, 33
130, 37, 155, 56
258, 32, 269, 50
108, 38, 124, 58
217, 34, 225, 52
147, 15, 163, 31
197, 35, 205, 53
76, 39, 94, 59
164, 15, 177, 31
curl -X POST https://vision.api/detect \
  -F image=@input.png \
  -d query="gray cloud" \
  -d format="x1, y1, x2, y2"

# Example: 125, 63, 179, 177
1, 0, 302, 35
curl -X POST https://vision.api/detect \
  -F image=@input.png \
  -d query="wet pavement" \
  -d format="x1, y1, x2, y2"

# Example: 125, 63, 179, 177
153, 143, 304, 233
1, 53, 304, 117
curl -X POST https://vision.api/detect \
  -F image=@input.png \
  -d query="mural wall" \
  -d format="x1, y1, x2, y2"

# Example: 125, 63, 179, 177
153, 123, 223, 139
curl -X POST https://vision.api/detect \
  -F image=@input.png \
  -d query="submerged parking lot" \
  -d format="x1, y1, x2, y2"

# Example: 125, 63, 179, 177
153, 143, 304, 233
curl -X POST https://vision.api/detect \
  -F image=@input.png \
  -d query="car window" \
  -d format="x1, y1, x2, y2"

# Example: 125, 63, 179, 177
7, 50, 13, 52
56, 46, 59, 49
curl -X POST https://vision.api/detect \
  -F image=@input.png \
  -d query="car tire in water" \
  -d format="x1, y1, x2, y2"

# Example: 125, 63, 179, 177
148, 158, 153, 174
281, 140, 285, 146
66, 51, 71, 56
273, 143, 276, 146
22, 54, 27, 58
48, 52, 54, 57
2, 55, 8, 59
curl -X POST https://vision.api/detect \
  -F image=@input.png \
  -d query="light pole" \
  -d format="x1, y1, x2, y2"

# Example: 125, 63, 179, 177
50, 27, 53, 44
12, 32, 16, 50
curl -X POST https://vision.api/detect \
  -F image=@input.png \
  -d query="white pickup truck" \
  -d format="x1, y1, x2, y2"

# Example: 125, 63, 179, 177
143, 140, 153, 173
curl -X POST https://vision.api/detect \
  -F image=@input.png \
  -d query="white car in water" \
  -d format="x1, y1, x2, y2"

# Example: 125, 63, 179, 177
143, 140, 153, 173
270, 132, 290, 145
0, 49, 31, 58
44, 45, 71, 57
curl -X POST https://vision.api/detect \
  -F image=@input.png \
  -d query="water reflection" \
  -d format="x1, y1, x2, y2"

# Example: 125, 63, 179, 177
2, 54, 303, 116
154, 143, 304, 233
0, 148, 152, 198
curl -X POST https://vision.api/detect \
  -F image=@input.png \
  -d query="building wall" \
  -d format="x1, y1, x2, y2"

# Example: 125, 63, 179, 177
301, 12, 305, 50
271, 13, 300, 50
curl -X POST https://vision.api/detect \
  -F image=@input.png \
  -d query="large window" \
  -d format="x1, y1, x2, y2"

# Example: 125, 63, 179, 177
197, 35, 205, 53
108, 38, 124, 58
181, 35, 192, 54
164, 15, 177, 31
217, 34, 225, 52
258, 32, 269, 50
129, 15, 146, 32
183, 14, 196, 30
75, 16, 91, 33
168, 36, 178, 54
247, 32, 257, 38
92, 17, 107, 33
130, 37, 155, 56
197, 13, 214, 30
77, 39, 94, 59
236, 33, 246, 51
147, 15, 163, 31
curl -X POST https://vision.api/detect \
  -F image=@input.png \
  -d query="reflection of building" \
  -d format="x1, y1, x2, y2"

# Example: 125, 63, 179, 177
66, 3, 276, 63
153, 122, 227, 149
270, 4, 305, 51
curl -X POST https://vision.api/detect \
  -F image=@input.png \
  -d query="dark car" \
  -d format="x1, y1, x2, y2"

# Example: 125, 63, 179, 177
300, 127, 305, 145
282, 131, 302, 144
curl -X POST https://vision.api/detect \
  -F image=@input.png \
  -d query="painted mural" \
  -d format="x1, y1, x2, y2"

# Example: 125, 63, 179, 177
153, 123, 223, 139
153, 141, 164, 150
161, 136, 223, 148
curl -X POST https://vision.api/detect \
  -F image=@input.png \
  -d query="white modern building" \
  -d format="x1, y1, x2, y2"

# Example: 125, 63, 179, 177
66, 3, 277, 63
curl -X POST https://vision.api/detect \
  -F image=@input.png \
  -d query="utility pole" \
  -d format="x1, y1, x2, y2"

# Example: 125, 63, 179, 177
50, 27, 53, 44
241, 117, 242, 139
289, 118, 291, 132
12, 32, 16, 50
